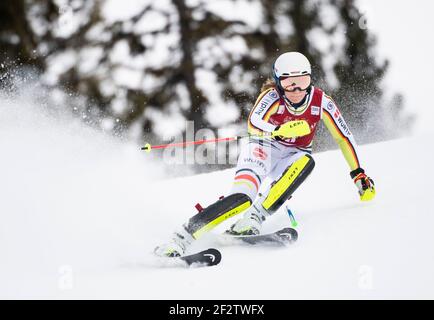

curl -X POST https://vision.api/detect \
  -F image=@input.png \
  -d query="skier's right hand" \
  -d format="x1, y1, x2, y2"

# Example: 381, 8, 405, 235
350, 168, 375, 201
272, 120, 311, 139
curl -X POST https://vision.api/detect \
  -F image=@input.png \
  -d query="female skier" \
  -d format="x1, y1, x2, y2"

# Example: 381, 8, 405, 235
154, 51, 375, 257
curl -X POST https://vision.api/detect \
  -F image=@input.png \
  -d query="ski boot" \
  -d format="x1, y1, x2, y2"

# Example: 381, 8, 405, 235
154, 226, 194, 257
154, 193, 252, 256
226, 202, 267, 236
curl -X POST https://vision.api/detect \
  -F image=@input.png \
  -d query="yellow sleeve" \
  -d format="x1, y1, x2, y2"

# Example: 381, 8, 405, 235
321, 94, 361, 171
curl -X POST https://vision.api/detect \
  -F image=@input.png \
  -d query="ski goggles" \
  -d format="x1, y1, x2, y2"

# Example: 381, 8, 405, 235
280, 75, 311, 92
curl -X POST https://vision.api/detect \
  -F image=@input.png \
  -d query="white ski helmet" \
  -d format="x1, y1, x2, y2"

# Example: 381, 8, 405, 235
273, 52, 311, 79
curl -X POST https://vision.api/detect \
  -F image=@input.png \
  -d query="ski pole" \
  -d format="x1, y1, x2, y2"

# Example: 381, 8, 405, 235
141, 133, 273, 153
286, 206, 298, 228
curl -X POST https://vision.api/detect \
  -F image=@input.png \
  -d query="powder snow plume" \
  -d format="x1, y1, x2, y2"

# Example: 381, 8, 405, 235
0, 83, 171, 297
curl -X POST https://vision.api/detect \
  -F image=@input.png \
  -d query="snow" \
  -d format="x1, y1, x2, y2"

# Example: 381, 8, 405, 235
110, 91, 128, 114
112, 67, 143, 89
109, 40, 132, 65
1, 91, 434, 299
141, 74, 164, 93
78, 47, 104, 75
356, 0, 434, 134
195, 68, 240, 127
102, 0, 151, 23
147, 33, 180, 68
43, 51, 77, 86
85, 23, 112, 42
205, 103, 240, 127
134, 11, 168, 34
2, 0, 434, 300
55, 3, 81, 38
275, 12, 294, 39
203, 0, 263, 30
229, 65, 255, 95
99, 78, 118, 97
144, 107, 187, 138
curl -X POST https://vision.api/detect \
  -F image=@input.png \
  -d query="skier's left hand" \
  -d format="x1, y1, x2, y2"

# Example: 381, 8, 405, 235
350, 168, 375, 201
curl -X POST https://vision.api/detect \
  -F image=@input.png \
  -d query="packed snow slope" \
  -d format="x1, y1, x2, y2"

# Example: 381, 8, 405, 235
1, 95, 433, 299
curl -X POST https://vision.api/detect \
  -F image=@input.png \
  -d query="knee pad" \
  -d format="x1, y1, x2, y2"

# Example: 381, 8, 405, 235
185, 193, 252, 239
262, 154, 315, 213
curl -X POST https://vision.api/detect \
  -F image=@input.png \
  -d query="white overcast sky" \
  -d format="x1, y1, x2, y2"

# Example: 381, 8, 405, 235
357, 0, 434, 135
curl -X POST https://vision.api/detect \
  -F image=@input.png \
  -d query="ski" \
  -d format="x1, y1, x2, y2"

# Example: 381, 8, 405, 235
178, 248, 222, 267
218, 227, 298, 246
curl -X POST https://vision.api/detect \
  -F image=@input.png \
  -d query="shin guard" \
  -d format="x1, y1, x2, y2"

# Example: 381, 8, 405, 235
185, 193, 252, 239
262, 154, 315, 213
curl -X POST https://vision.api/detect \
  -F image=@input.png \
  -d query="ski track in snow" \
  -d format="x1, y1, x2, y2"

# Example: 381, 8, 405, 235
1, 95, 434, 299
